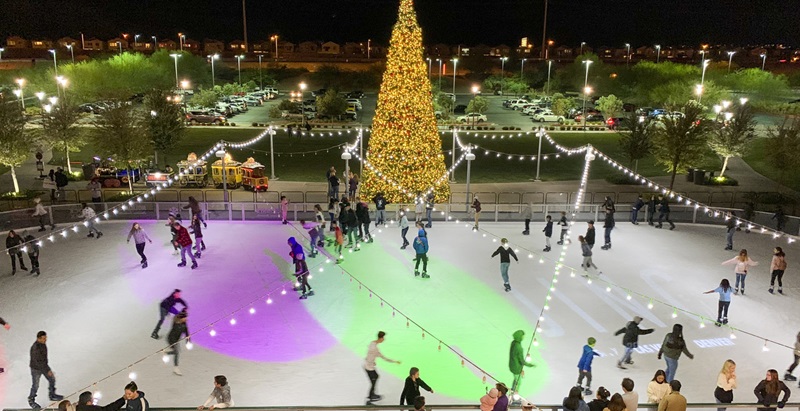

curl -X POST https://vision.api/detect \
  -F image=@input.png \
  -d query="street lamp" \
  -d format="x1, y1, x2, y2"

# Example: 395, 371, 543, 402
655, 45, 661, 63
451, 58, 458, 96
499, 57, 508, 95
426, 58, 432, 80
178, 33, 185, 51
270, 35, 279, 60
152, 36, 158, 50
169, 53, 181, 89
437, 59, 443, 90
216, 150, 229, 203
341, 151, 352, 180
180, 80, 190, 111
698, 59, 710, 103
258, 54, 263, 90
580, 42, 586, 56
546, 60, 553, 95
367, 38, 371, 60
15, 78, 25, 109
520, 58, 527, 80
760, 53, 767, 70
471, 85, 480, 126
625, 43, 631, 68
208, 54, 219, 87
66, 44, 75, 64
582, 60, 593, 129
236, 54, 245, 84
117, 41, 123, 54
726, 51, 735, 73
48, 49, 58, 76
0, 47, 4, 62
299, 82, 307, 127
465, 146, 476, 207
134, 34, 140, 49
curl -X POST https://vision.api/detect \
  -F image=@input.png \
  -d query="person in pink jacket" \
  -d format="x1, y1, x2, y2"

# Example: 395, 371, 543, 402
722, 249, 758, 295
480, 388, 499, 411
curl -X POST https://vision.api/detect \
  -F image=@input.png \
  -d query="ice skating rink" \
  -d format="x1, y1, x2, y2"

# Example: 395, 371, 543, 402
0, 219, 796, 408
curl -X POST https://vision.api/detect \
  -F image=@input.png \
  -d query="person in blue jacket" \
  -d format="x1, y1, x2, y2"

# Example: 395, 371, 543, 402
413, 229, 429, 278
577, 337, 600, 396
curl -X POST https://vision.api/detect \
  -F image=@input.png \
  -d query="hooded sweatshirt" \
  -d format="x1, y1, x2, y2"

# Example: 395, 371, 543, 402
124, 392, 149, 411
658, 324, 694, 360
480, 388, 499, 411
577, 344, 599, 372
413, 230, 429, 254
509, 330, 532, 374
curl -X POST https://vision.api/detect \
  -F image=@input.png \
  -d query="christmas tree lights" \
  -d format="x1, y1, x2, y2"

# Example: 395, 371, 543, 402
361, 0, 451, 203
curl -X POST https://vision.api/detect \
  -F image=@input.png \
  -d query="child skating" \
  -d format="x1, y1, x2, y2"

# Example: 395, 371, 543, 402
280, 196, 289, 225
301, 220, 319, 258
576, 337, 600, 395
190, 214, 205, 259
579, 235, 600, 276
399, 212, 410, 249
413, 229, 429, 278
543, 215, 553, 252
557, 211, 569, 245
332, 221, 345, 263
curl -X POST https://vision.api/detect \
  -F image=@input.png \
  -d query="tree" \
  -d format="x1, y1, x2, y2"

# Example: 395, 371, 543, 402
436, 93, 454, 114
708, 103, 757, 177
192, 89, 220, 109
652, 102, 712, 191
765, 117, 800, 183
551, 93, 576, 116
316, 89, 347, 118
595, 94, 624, 119
92, 103, 153, 192
144, 89, 186, 167
617, 112, 656, 173
0, 95, 35, 193
466, 96, 489, 114
40, 94, 85, 174
360, 0, 450, 203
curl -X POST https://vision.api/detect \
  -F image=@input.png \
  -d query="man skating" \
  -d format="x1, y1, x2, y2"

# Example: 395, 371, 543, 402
165, 310, 190, 376
631, 195, 644, 225
29, 331, 63, 410
31, 198, 54, 232
399, 212, 410, 250
585, 220, 596, 249
413, 229, 430, 279
173, 222, 198, 269
601, 209, 615, 250
364, 331, 401, 404
613, 316, 654, 369
152, 289, 188, 339
542, 215, 553, 252
557, 211, 569, 245
23, 233, 41, 275
81, 203, 103, 239
491, 238, 518, 292
656, 195, 675, 230
509, 330, 535, 402
372, 192, 387, 227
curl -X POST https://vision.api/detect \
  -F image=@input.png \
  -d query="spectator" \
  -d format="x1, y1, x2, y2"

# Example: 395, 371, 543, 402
198, 375, 233, 409
328, 171, 340, 201
123, 382, 149, 411
425, 192, 434, 228
76, 391, 125, 411
647, 370, 672, 404
400, 367, 433, 406
754, 369, 790, 411
588, 387, 611, 411
603, 393, 626, 411
631, 195, 644, 225
563, 386, 590, 411
621, 378, 638, 411
772, 207, 787, 232
657, 381, 686, 411
87, 178, 102, 205
6, 230, 28, 275
348, 171, 359, 199
492, 383, 509, 411
326, 166, 336, 199
413, 396, 425, 411
715, 359, 737, 411
480, 388, 499, 411
54, 168, 68, 201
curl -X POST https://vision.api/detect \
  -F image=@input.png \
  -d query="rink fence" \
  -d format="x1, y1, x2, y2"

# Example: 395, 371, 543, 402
0, 200, 797, 238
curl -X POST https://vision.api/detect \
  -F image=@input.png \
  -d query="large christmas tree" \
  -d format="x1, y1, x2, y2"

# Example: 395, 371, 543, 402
360, 0, 451, 203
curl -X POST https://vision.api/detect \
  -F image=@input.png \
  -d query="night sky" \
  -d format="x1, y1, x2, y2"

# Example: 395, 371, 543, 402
2, 0, 798, 47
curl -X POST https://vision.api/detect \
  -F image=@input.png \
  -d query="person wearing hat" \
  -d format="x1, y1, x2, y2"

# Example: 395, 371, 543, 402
614, 316, 654, 369
31, 198, 55, 232
413, 229, 429, 278
509, 330, 535, 399
577, 337, 600, 395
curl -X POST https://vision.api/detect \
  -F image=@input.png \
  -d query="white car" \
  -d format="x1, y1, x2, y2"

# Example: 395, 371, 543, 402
457, 113, 487, 123
509, 100, 530, 110
522, 105, 543, 115
531, 111, 565, 123
346, 99, 362, 110
260, 87, 280, 95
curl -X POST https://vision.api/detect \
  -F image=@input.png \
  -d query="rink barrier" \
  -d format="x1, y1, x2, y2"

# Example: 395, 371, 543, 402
0, 201, 796, 239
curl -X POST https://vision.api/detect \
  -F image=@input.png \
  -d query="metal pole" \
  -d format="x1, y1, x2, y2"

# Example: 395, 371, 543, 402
269, 129, 276, 180
51, 51, 58, 77
535, 130, 543, 181
211, 57, 216, 88
540, 0, 548, 60
242, 0, 248, 53
520, 59, 525, 80
450, 128, 457, 182
258, 55, 263, 90
546, 60, 552, 95
222, 153, 228, 203
359, 129, 364, 176
237, 57, 242, 84
465, 154, 472, 207
69, 46, 74, 64
438, 60, 442, 90
452, 60, 457, 95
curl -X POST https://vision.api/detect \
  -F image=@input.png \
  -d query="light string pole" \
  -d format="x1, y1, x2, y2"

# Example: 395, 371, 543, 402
465, 145, 476, 210
450, 127, 458, 182
534, 128, 544, 181
268, 127, 277, 180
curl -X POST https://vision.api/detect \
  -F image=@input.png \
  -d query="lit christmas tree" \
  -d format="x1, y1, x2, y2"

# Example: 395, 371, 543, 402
361, 0, 451, 203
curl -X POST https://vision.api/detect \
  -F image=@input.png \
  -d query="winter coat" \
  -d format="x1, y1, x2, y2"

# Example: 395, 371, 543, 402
754, 379, 790, 410
183, 201, 201, 215
190, 219, 203, 238
400, 376, 433, 405
604, 212, 615, 229
657, 391, 686, 411
54, 171, 68, 188
82, 207, 97, 221
348, 177, 358, 193
399, 215, 409, 229
577, 344, 599, 372
647, 380, 672, 403
558, 216, 569, 229
658, 324, 694, 360
426, 194, 434, 210
334, 227, 344, 245
160, 295, 188, 314
127, 228, 151, 244
509, 330, 532, 374
585, 227, 595, 245
633, 198, 645, 211
581, 243, 592, 257
328, 175, 340, 188
167, 319, 189, 345
373, 195, 387, 210
480, 388, 499, 411
492, 395, 509, 411
288, 237, 305, 262
6, 235, 23, 253
204, 384, 233, 408
521, 205, 533, 219
77, 398, 126, 411
87, 181, 102, 199
346, 210, 359, 228
415, 201, 425, 214
413, 230, 429, 254
124, 392, 149, 411
472, 199, 482, 213
658, 198, 670, 213
543, 221, 553, 236
563, 398, 589, 411
722, 257, 758, 274
614, 321, 654, 347
174, 226, 192, 247
29, 341, 51, 373
588, 399, 608, 411
23, 235, 39, 257
356, 202, 371, 223
492, 246, 518, 263
32, 203, 48, 217
726, 218, 737, 232
772, 254, 788, 271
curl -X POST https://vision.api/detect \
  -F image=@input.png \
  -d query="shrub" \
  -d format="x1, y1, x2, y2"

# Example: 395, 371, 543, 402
704, 176, 739, 186
604, 174, 640, 185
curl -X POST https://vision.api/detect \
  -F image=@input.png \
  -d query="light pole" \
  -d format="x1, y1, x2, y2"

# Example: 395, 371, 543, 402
625, 43, 631, 68
450, 128, 457, 182
580, 42, 586, 56
726, 51, 735, 73
268, 128, 277, 180
534, 128, 544, 181
299, 82, 307, 127
258, 55, 263, 90
367, 38, 371, 60
426, 58, 432, 80
152, 36, 158, 50
134, 34, 140, 49
178, 33, 185, 51
14, 78, 25, 110
208, 54, 219, 87
451, 58, 458, 96
582, 60, 593, 129
48, 49, 58, 76
499, 57, 508, 95
465, 146, 476, 207
169, 53, 180, 89
66, 44, 75, 64
216, 150, 229, 203
546, 60, 553, 95
699, 50, 706, 66
236, 55, 244, 84
117, 41, 123, 54
697, 59, 711, 104
0, 47, 4, 62
437, 59, 443, 90
471, 85, 480, 126
180, 80, 190, 112
271, 35, 279, 60
760, 53, 767, 70
655, 45, 661, 63
520, 58, 527, 80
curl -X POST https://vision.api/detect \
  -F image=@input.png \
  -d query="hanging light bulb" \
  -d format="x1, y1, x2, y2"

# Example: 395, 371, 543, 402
647, 300, 654, 309
671, 309, 678, 318
128, 371, 137, 380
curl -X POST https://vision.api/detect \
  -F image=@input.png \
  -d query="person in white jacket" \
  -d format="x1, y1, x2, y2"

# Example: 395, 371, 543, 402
364, 331, 401, 403
715, 359, 737, 411
647, 370, 672, 404
81, 203, 103, 239
722, 249, 758, 295
399, 213, 410, 249
31, 198, 55, 232
197, 375, 233, 410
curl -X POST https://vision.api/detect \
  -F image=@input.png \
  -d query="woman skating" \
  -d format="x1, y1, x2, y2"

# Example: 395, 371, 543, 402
754, 369, 790, 411
784, 332, 800, 382
722, 249, 758, 295
657, 324, 694, 382
770, 247, 787, 294
183, 196, 206, 228
704, 279, 733, 325
165, 309, 190, 376
715, 359, 737, 411
327, 198, 339, 234
190, 214, 205, 258
646, 370, 671, 404
472, 196, 482, 230
126, 223, 153, 269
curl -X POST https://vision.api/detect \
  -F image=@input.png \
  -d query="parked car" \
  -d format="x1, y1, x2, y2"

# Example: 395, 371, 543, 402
347, 90, 365, 99
531, 110, 565, 123
509, 100, 530, 110
522, 105, 544, 115
442, 92, 456, 102
79, 103, 100, 114
260, 87, 280, 95
575, 113, 605, 123
312, 88, 328, 97
243, 96, 263, 106
656, 111, 685, 120
457, 113, 487, 123
606, 117, 629, 130
186, 110, 226, 125
453, 104, 468, 114
346, 99, 362, 110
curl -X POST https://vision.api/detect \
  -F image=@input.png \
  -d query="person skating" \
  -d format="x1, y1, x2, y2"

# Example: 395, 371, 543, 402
491, 238, 518, 292
399, 212, 410, 250
415, 194, 424, 225
341, 203, 361, 250
585, 221, 596, 249
151, 289, 188, 339
703, 279, 733, 325
579, 236, 599, 276
557, 211, 569, 245
288, 237, 314, 299
364, 331, 401, 404
425, 192, 434, 228
183, 196, 206, 228
332, 222, 345, 263
313, 204, 327, 247
413, 229, 429, 278
631, 195, 644, 225
31, 198, 55, 232
601, 209, 614, 250
0, 317, 9, 373
647, 195, 656, 226
190, 214, 205, 259
81, 203, 103, 239
280, 196, 289, 225
356, 198, 372, 243
722, 249, 758, 295
165, 309, 190, 376
327, 198, 339, 234
576, 337, 600, 396
7, 230, 28, 275
400, 367, 433, 406
76, 390, 125, 411
715, 359, 737, 411
773, 207, 787, 232
126, 223, 153, 269
471, 196, 482, 230
123, 382, 149, 411
725, 212, 737, 250
657, 324, 694, 382
509, 330, 535, 400
769, 247, 787, 294
29, 331, 64, 410
656, 195, 675, 230
543, 215, 553, 252
754, 369, 790, 411
198, 375, 233, 409
614, 316, 654, 369
521, 202, 533, 235
372, 192, 387, 227
173, 221, 198, 269
23, 233, 41, 275
785, 332, 800, 382
301, 220, 320, 258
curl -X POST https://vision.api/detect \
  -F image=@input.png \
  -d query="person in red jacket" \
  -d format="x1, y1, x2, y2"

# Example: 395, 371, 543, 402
172, 222, 198, 269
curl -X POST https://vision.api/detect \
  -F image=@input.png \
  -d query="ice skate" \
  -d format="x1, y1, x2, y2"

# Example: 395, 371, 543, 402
421, 272, 430, 279
583, 388, 592, 396
151, 331, 159, 339
522, 230, 530, 235
49, 394, 64, 401
194, 252, 201, 259
87, 233, 94, 238
172, 249, 179, 255
669, 224, 675, 230
769, 287, 774, 294
734, 288, 739, 294
785, 373, 797, 381
504, 283, 511, 292
557, 240, 563, 245
616, 362, 627, 370
96, 232, 103, 239
191, 261, 198, 270
655, 224, 662, 229
414, 270, 420, 277
369, 395, 383, 401
38, 227, 46, 232
543, 246, 551, 252
20, 266, 28, 271
177, 261, 187, 267
11, 269, 15, 276
741, 288, 745, 295
173, 367, 182, 376
779, 288, 784, 294
142, 261, 148, 269
203, 222, 207, 228
722, 318, 728, 324
201, 243, 206, 251
29, 400, 41, 410
299, 293, 308, 300
306, 290, 315, 297
715, 319, 722, 327
724, 246, 733, 250
318, 241, 325, 247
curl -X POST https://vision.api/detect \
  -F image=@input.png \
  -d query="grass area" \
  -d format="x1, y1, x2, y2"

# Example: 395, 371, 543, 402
743, 138, 800, 192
